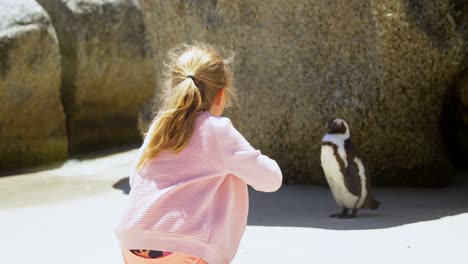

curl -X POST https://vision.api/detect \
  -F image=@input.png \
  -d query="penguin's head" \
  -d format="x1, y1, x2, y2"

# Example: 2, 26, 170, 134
326, 118, 350, 137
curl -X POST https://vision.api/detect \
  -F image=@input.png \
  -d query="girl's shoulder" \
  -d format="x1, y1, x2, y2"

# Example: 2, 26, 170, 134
200, 113, 249, 148
198, 111, 233, 129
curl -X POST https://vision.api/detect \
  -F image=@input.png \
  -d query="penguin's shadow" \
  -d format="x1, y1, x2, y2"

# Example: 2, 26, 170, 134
247, 179, 468, 230
112, 175, 468, 230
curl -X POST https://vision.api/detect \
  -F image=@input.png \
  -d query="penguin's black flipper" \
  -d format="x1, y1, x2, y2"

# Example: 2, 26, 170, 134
343, 139, 362, 197
344, 160, 361, 196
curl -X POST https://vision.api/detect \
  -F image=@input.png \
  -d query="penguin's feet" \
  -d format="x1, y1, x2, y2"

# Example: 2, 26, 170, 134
330, 208, 357, 219
329, 212, 343, 218
337, 209, 358, 219
337, 214, 355, 219
329, 208, 349, 218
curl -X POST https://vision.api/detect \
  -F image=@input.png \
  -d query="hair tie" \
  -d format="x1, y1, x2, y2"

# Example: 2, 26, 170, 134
187, 75, 195, 81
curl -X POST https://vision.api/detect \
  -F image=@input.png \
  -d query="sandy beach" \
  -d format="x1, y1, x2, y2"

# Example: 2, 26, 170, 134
1, 148, 467, 264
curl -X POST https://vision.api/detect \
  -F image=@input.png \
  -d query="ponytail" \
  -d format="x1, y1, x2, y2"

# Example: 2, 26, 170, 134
136, 78, 202, 169
136, 43, 234, 170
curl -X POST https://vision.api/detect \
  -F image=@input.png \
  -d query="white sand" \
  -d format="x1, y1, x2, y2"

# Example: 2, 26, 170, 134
1, 149, 467, 264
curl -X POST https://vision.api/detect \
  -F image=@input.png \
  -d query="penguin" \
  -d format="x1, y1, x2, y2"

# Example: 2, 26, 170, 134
320, 118, 379, 218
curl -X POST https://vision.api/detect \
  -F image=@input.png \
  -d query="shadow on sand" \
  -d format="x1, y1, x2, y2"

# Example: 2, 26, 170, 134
113, 177, 131, 195
247, 178, 468, 230
113, 173, 468, 231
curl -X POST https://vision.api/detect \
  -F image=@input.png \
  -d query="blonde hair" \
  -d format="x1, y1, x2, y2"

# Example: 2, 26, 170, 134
136, 43, 235, 169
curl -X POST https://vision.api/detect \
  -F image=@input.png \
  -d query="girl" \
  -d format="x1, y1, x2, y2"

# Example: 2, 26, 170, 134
114, 43, 283, 264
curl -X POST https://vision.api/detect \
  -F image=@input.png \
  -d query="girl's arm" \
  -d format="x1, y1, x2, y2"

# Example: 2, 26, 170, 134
213, 117, 283, 192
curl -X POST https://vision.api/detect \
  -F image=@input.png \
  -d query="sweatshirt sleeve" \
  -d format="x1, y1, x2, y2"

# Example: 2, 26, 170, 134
212, 116, 283, 192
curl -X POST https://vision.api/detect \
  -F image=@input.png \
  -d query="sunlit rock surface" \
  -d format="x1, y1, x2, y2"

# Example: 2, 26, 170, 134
140, 0, 468, 186
0, 0, 67, 171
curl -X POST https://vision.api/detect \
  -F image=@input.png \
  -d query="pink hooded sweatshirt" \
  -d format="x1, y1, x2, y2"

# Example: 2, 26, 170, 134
114, 112, 283, 264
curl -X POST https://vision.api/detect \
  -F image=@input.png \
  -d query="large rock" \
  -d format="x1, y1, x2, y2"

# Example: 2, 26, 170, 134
462, 76, 468, 125
441, 69, 468, 169
461, 81, 468, 165
0, 0, 67, 172
140, 0, 468, 186
37, 0, 156, 154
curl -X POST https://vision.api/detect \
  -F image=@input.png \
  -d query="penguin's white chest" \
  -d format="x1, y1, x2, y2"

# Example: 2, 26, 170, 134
321, 145, 362, 209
